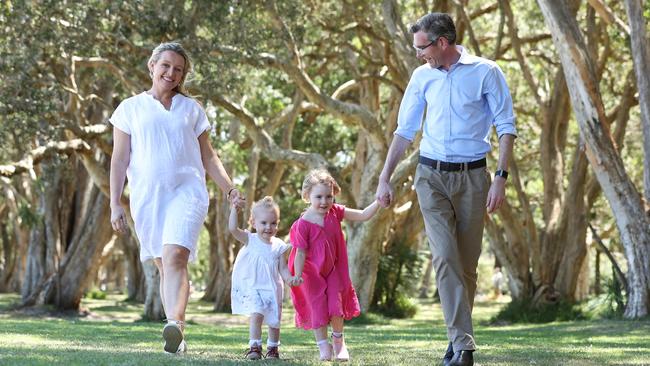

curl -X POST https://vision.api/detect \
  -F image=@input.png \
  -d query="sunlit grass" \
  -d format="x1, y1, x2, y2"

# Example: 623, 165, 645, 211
0, 293, 648, 365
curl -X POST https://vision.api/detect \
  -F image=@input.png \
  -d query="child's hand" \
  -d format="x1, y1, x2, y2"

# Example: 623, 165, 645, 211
288, 275, 304, 287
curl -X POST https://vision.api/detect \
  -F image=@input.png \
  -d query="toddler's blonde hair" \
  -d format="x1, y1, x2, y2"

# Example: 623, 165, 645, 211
301, 169, 341, 202
249, 196, 280, 227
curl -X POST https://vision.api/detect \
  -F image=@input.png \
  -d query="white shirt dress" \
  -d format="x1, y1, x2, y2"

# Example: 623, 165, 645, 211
109, 92, 210, 262
231, 232, 290, 328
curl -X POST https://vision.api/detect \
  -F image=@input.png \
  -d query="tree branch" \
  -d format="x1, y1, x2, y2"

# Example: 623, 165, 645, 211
587, 0, 630, 35
0, 140, 92, 178
211, 95, 327, 169
589, 223, 628, 292
501, 0, 543, 106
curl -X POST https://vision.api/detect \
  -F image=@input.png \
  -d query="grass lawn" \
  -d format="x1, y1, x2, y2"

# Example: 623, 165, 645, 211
0, 293, 648, 365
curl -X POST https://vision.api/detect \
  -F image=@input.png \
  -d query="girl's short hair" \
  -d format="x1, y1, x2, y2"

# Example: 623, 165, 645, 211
301, 169, 341, 202
148, 42, 192, 96
249, 196, 280, 226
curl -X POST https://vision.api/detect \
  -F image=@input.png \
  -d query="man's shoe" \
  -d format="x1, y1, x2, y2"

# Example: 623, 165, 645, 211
449, 350, 473, 366
442, 342, 454, 366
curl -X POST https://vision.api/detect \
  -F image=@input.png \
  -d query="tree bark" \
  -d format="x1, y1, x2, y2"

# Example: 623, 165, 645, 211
538, 0, 650, 318
120, 233, 146, 302
142, 259, 165, 320
623, 0, 650, 210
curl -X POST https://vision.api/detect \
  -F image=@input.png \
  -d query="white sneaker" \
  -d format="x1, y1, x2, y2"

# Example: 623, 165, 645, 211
176, 340, 188, 354
163, 321, 184, 353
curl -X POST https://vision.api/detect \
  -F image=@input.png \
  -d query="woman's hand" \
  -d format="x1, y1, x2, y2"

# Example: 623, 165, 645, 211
110, 205, 128, 234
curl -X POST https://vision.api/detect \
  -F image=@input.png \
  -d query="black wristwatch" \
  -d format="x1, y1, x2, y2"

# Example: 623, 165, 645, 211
495, 170, 509, 180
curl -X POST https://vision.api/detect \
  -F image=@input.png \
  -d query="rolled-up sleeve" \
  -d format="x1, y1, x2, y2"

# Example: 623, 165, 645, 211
485, 65, 517, 138
394, 74, 426, 141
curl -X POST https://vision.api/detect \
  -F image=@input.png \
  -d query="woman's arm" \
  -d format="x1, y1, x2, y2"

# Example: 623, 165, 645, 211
198, 131, 244, 207
110, 127, 131, 233
228, 205, 248, 245
343, 200, 380, 222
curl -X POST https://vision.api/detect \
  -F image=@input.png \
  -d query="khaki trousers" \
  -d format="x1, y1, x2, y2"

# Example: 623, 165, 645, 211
414, 163, 490, 352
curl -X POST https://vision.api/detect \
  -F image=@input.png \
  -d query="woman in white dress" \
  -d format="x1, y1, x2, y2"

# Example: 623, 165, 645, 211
228, 196, 297, 360
109, 42, 244, 354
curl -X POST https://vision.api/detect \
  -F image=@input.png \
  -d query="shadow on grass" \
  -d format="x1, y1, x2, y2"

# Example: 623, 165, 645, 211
2, 293, 650, 365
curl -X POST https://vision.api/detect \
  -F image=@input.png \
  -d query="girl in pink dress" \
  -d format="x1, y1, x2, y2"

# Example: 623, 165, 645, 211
288, 169, 380, 361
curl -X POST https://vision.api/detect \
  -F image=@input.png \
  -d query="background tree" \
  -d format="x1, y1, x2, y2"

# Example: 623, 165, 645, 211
1, 0, 648, 319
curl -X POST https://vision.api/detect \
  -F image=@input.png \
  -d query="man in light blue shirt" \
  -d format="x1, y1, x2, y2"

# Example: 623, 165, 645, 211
375, 13, 516, 366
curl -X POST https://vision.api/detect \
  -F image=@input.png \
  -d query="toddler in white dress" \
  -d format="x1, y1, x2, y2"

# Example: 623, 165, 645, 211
229, 196, 297, 360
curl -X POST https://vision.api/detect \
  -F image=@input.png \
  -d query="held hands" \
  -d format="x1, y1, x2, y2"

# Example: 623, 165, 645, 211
288, 275, 304, 287
375, 180, 394, 208
486, 176, 506, 213
110, 205, 128, 234
227, 187, 246, 209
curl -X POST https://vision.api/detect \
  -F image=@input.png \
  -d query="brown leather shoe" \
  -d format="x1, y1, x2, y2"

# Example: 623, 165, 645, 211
442, 342, 454, 366
265, 346, 280, 359
449, 350, 473, 366
245, 344, 263, 360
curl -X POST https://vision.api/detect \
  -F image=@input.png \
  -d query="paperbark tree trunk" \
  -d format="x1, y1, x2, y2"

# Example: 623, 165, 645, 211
538, 0, 650, 318
142, 259, 165, 320
20, 155, 116, 310
623, 0, 650, 210
120, 233, 146, 302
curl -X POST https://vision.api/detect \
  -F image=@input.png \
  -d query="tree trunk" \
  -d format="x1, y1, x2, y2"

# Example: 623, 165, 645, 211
21, 158, 69, 305
538, 0, 650, 318
418, 251, 434, 299
485, 208, 532, 301
142, 259, 165, 320
0, 195, 28, 293
19, 155, 118, 310
623, 0, 650, 209
120, 233, 146, 302
203, 191, 237, 312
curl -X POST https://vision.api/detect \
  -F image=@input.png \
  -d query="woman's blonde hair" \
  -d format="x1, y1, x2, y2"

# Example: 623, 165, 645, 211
148, 42, 192, 96
249, 196, 281, 227
301, 169, 340, 202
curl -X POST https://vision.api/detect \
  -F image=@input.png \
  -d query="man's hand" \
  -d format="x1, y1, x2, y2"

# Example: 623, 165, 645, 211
486, 177, 506, 213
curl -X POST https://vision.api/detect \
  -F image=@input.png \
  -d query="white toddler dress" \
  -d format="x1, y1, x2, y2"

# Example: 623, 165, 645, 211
109, 92, 210, 262
231, 232, 291, 328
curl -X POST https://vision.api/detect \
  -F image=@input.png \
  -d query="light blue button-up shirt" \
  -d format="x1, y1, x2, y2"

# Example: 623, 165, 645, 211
394, 46, 517, 163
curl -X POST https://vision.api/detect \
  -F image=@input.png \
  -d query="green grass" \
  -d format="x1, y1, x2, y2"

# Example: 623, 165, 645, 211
0, 293, 649, 365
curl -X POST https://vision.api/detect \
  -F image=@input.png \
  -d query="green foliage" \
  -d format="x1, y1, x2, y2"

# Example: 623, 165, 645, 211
17, 202, 39, 229
491, 298, 588, 324
84, 288, 107, 300
345, 311, 391, 326
188, 229, 211, 288
371, 243, 423, 318
584, 278, 626, 319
